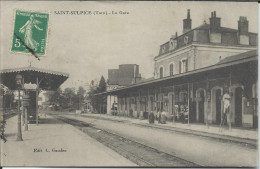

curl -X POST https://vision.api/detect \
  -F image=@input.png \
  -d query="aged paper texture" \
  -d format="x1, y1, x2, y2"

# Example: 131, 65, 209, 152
0, 1, 258, 167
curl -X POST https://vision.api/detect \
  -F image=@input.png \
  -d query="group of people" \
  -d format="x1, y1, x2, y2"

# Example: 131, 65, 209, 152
157, 109, 167, 124
153, 90, 232, 130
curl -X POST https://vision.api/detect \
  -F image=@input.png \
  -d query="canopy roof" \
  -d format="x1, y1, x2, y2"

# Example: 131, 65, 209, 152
100, 49, 257, 95
0, 66, 69, 91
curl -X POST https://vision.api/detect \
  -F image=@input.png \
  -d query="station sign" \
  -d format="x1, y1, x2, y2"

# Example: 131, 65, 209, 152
24, 83, 37, 90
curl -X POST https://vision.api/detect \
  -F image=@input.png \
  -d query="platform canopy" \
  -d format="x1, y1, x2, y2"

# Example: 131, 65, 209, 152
98, 49, 257, 96
0, 66, 69, 91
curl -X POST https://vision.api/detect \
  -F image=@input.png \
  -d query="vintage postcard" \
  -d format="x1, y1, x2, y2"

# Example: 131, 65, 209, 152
0, 1, 258, 168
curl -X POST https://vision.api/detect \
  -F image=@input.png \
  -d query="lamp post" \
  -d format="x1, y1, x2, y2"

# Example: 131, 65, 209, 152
23, 94, 30, 131
15, 74, 23, 141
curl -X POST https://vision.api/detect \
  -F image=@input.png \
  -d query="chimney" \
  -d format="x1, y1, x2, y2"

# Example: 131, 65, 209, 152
210, 11, 221, 33
171, 32, 178, 39
238, 16, 249, 35
183, 9, 192, 34
238, 16, 249, 45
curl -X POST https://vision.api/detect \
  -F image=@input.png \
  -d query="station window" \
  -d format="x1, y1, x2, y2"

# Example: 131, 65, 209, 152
179, 91, 188, 103
160, 67, 164, 78
179, 59, 188, 73
169, 64, 174, 76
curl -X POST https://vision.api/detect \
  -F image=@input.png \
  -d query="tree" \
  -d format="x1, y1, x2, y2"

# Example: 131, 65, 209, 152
0, 84, 13, 142
86, 83, 98, 113
63, 87, 76, 110
48, 88, 64, 110
86, 76, 107, 114
98, 76, 107, 114
49, 88, 61, 105
98, 76, 106, 92
76, 86, 86, 110
49, 87, 78, 111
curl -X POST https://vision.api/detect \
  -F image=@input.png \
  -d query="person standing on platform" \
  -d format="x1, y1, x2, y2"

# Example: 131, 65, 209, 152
220, 90, 231, 131
157, 108, 161, 124
161, 110, 167, 124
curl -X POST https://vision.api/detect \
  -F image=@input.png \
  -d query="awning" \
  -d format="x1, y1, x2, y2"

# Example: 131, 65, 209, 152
0, 66, 69, 91
98, 50, 257, 95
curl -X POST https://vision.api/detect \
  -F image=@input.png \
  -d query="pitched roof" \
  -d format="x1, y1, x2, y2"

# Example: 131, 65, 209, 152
99, 50, 257, 95
162, 23, 257, 46
0, 66, 69, 90
0, 66, 69, 77
218, 49, 257, 64
135, 77, 154, 84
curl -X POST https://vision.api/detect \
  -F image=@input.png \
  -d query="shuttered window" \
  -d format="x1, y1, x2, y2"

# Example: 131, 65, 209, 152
179, 59, 188, 73
179, 61, 181, 73
183, 59, 188, 72
170, 64, 174, 76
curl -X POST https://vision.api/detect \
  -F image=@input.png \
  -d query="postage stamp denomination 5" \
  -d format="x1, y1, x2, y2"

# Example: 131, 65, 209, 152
11, 10, 49, 56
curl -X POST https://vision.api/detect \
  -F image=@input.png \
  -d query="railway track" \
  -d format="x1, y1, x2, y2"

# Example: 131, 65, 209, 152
77, 114, 257, 148
55, 115, 199, 167
4, 113, 17, 120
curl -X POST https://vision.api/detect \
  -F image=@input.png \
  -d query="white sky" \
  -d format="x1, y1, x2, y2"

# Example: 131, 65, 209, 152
0, 1, 258, 89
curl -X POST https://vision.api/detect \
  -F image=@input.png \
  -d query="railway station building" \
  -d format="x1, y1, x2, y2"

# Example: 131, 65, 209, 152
107, 64, 142, 115
103, 10, 258, 128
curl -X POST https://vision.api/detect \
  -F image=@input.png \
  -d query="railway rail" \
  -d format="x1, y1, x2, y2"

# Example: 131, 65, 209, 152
55, 115, 199, 167
77, 114, 257, 148
4, 113, 17, 120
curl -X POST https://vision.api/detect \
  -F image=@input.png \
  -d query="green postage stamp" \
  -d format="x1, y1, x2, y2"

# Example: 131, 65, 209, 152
11, 10, 49, 56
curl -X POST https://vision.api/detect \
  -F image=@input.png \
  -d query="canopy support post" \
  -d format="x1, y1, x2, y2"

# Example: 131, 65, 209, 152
36, 77, 39, 126
188, 82, 190, 126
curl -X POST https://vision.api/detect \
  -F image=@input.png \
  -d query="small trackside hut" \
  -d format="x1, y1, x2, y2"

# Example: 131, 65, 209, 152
0, 66, 69, 125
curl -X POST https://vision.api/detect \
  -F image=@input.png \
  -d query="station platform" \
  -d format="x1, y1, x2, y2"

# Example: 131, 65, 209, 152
79, 112, 258, 144
1, 115, 136, 167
